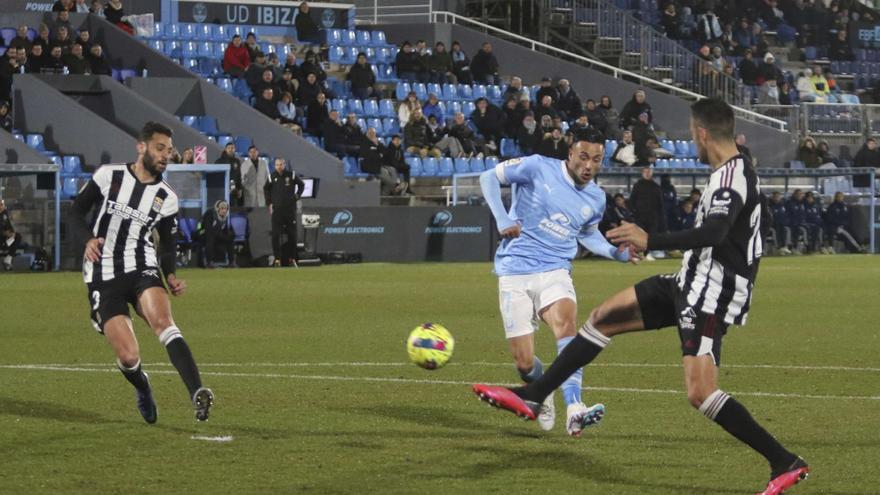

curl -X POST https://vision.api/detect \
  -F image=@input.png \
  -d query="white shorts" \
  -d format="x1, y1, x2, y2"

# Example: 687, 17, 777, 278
498, 269, 576, 339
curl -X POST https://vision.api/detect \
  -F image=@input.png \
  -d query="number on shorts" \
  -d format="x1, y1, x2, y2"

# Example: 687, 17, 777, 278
91, 290, 101, 311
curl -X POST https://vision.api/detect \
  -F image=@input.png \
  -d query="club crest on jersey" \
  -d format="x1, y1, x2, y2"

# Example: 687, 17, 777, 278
151, 196, 164, 213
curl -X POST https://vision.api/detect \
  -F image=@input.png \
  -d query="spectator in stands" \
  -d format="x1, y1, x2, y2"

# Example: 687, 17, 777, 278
347, 52, 376, 100
422, 93, 444, 122
854, 138, 880, 167
569, 113, 593, 136
34, 24, 51, 52
470, 42, 501, 85
9, 25, 33, 52
598, 95, 618, 131
0, 222, 22, 271
27, 44, 44, 74
322, 110, 354, 157
63, 42, 89, 74
756, 52, 782, 86
537, 127, 568, 160
426, 114, 463, 158
582, 99, 607, 136
265, 53, 283, 82
660, 4, 684, 39
803, 192, 824, 253
90, 0, 104, 16
87, 44, 111, 76
738, 49, 758, 86
733, 18, 756, 55
283, 53, 301, 80
75, 29, 92, 51
611, 129, 636, 166
240, 146, 268, 207
52, 0, 73, 12
276, 91, 301, 130
757, 79, 779, 104
829, 30, 854, 61
181, 148, 194, 164
632, 112, 656, 163
344, 112, 365, 146
306, 92, 329, 136
535, 77, 557, 106
198, 200, 236, 268
817, 140, 836, 166
760, 0, 786, 29
504, 77, 524, 100
501, 97, 523, 138
44, 45, 65, 72
397, 90, 420, 127
778, 81, 793, 105
223, 34, 251, 78
786, 189, 808, 250
696, 10, 723, 44
798, 136, 822, 168
618, 89, 651, 130
710, 45, 727, 71
295, 2, 321, 43
515, 112, 541, 156
768, 191, 792, 254
555, 79, 581, 120
54, 11, 72, 34
244, 51, 268, 91
534, 95, 558, 122
697, 44, 712, 63
395, 41, 422, 83
605, 193, 635, 230
825, 191, 863, 253
0, 101, 12, 132
296, 72, 321, 107
384, 134, 411, 187
74, 0, 89, 13
414, 41, 430, 82
216, 142, 243, 206
427, 41, 455, 84
104, 0, 127, 27
52, 25, 73, 53
255, 68, 281, 101
361, 127, 403, 195
629, 166, 665, 247
796, 69, 818, 102
823, 69, 840, 98
471, 97, 504, 151
405, 108, 441, 159
810, 64, 831, 100
13, 48, 28, 74
299, 50, 327, 85
278, 68, 298, 98
449, 111, 482, 158
244, 32, 260, 61
449, 41, 472, 84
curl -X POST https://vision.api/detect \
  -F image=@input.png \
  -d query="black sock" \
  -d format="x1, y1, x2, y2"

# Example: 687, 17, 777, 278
165, 338, 203, 398
118, 360, 150, 392
522, 323, 609, 402
702, 391, 795, 469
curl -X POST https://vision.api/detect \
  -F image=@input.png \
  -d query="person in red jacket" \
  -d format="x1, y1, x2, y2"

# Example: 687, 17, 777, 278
222, 34, 250, 78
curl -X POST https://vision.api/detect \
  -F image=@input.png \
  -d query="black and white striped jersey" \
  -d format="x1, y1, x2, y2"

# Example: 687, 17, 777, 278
675, 155, 762, 325
76, 164, 179, 284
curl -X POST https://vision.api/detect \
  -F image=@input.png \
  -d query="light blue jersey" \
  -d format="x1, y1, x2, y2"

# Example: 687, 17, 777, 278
490, 155, 609, 276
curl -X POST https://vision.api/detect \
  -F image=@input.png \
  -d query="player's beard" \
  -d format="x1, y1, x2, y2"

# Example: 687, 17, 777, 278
142, 150, 166, 178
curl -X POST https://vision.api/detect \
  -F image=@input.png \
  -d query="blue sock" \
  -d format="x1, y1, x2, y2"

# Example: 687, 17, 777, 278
557, 336, 583, 406
517, 356, 543, 383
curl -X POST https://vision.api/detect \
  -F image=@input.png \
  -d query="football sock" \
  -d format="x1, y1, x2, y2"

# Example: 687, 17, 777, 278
700, 390, 795, 468
159, 326, 202, 398
117, 359, 150, 392
518, 356, 543, 383
522, 321, 609, 403
556, 336, 583, 406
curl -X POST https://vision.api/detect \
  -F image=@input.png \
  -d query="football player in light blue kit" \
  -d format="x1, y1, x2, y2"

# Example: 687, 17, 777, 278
480, 136, 634, 436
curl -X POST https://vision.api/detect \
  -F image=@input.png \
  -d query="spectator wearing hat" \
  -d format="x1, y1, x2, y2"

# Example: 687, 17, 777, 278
347, 52, 376, 100
223, 34, 251, 78
756, 52, 782, 86
295, 2, 321, 43
278, 68, 298, 98
198, 200, 237, 268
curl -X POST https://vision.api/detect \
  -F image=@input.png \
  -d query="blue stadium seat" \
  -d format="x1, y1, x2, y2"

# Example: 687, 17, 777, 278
437, 157, 454, 176
604, 139, 617, 157
178, 217, 198, 244
182, 58, 199, 72
146, 22, 163, 39
487, 85, 502, 102
195, 24, 212, 41
356, 118, 367, 131
366, 118, 383, 133
674, 140, 689, 158
325, 29, 341, 44
62, 155, 81, 174
198, 42, 214, 58
180, 24, 197, 41
379, 99, 395, 118
48, 155, 62, 170
343, 156, 359, 175
472, 85, 487, 99
341, 30, 356, 46
371, 31, 388, 46
484, 156, 498, 171
469, 157, 485, 172
500, 138, 520, 157
688, 140, 697, 158
422, 157, 439, 176
660, 139, 675, 155
445, 101, 461, 117
165, 24, 180, 39
356, 30, 371, 45
362, 99, 379, 117
396, 82, 411, 101
412, 83, 427, 101
383, 118, 399, 136
374, 47, 390, 64
12, 132, 24, 142
149, 40, 163, 53
234, 135, 252, 152
216, 135, 233, 147
304, 136, 321, 148
216, 77, 233, 93
331, 98, 347, 114
458, 84, 472, 101
211, 24, 228, 42
427, 83, 442, 97
199, 116, 219, 135
442, 83, 457, 101
26, 134, 45, 151
165, 40, 182, 57
328, 46, 345, 63
405, 156, 423, 176
453, 157, 470, 173
62, 177, 79, 198
461, 101, 475, 116
655, 159, 669, 169
348, 99, 364, 115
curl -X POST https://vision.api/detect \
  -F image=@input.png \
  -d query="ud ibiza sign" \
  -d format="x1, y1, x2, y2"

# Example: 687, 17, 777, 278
177, 0, 351, 29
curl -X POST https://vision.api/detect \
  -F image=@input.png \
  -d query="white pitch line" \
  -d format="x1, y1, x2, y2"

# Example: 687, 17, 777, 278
1, 364, 878, 402
13, 361, 880, 373
191, 435, 234, 442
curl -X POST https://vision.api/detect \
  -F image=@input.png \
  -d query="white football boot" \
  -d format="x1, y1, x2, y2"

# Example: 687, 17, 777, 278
566, 402, 605, 437
537, 391, 555, 431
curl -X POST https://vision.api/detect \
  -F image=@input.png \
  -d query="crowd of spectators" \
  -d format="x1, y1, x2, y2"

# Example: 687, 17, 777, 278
767, 188, 864, 254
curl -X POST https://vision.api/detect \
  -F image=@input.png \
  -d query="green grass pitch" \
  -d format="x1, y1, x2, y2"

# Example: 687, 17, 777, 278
0, 256, 878, 494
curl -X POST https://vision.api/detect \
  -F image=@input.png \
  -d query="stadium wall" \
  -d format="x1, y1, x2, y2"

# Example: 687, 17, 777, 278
378, 23, 797, 166
0, 131, 53, 165
126, 77, 381, 207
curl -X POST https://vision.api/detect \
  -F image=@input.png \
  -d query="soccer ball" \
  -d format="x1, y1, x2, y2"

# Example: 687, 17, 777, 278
406, 323, 455, 370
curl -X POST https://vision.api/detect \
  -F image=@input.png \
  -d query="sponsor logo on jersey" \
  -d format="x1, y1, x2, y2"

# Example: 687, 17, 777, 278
107, 200, 152, 225
538, 213, 574, 240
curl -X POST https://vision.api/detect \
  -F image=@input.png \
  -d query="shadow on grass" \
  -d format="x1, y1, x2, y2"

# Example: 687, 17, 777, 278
0, 397, 111, 424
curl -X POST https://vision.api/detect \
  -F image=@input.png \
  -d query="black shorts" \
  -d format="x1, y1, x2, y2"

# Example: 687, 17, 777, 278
86, 269, 165, 333
634, 274, 728, 366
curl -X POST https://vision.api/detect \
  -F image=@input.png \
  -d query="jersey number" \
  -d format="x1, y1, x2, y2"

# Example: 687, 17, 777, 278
91, 291, 101, 311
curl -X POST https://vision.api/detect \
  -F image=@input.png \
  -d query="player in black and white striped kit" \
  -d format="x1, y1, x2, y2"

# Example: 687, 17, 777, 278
70, 122, 214, 424
473, 100, 808, 495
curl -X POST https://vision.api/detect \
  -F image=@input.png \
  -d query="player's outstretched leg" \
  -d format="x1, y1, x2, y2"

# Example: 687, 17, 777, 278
103, 316, 157, 424
685, 356, 808, 494
516, 355, 554, 430
138, 288, 214, 421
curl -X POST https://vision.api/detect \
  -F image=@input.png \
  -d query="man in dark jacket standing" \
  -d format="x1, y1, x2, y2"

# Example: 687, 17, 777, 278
264, 158, 304, 266
470, 42, 500, 85
628, 166, 665, 256
295, 2, 320, 43
347, 52, 376, 100
854, 138, 880, 167
217, 142, 244, 206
